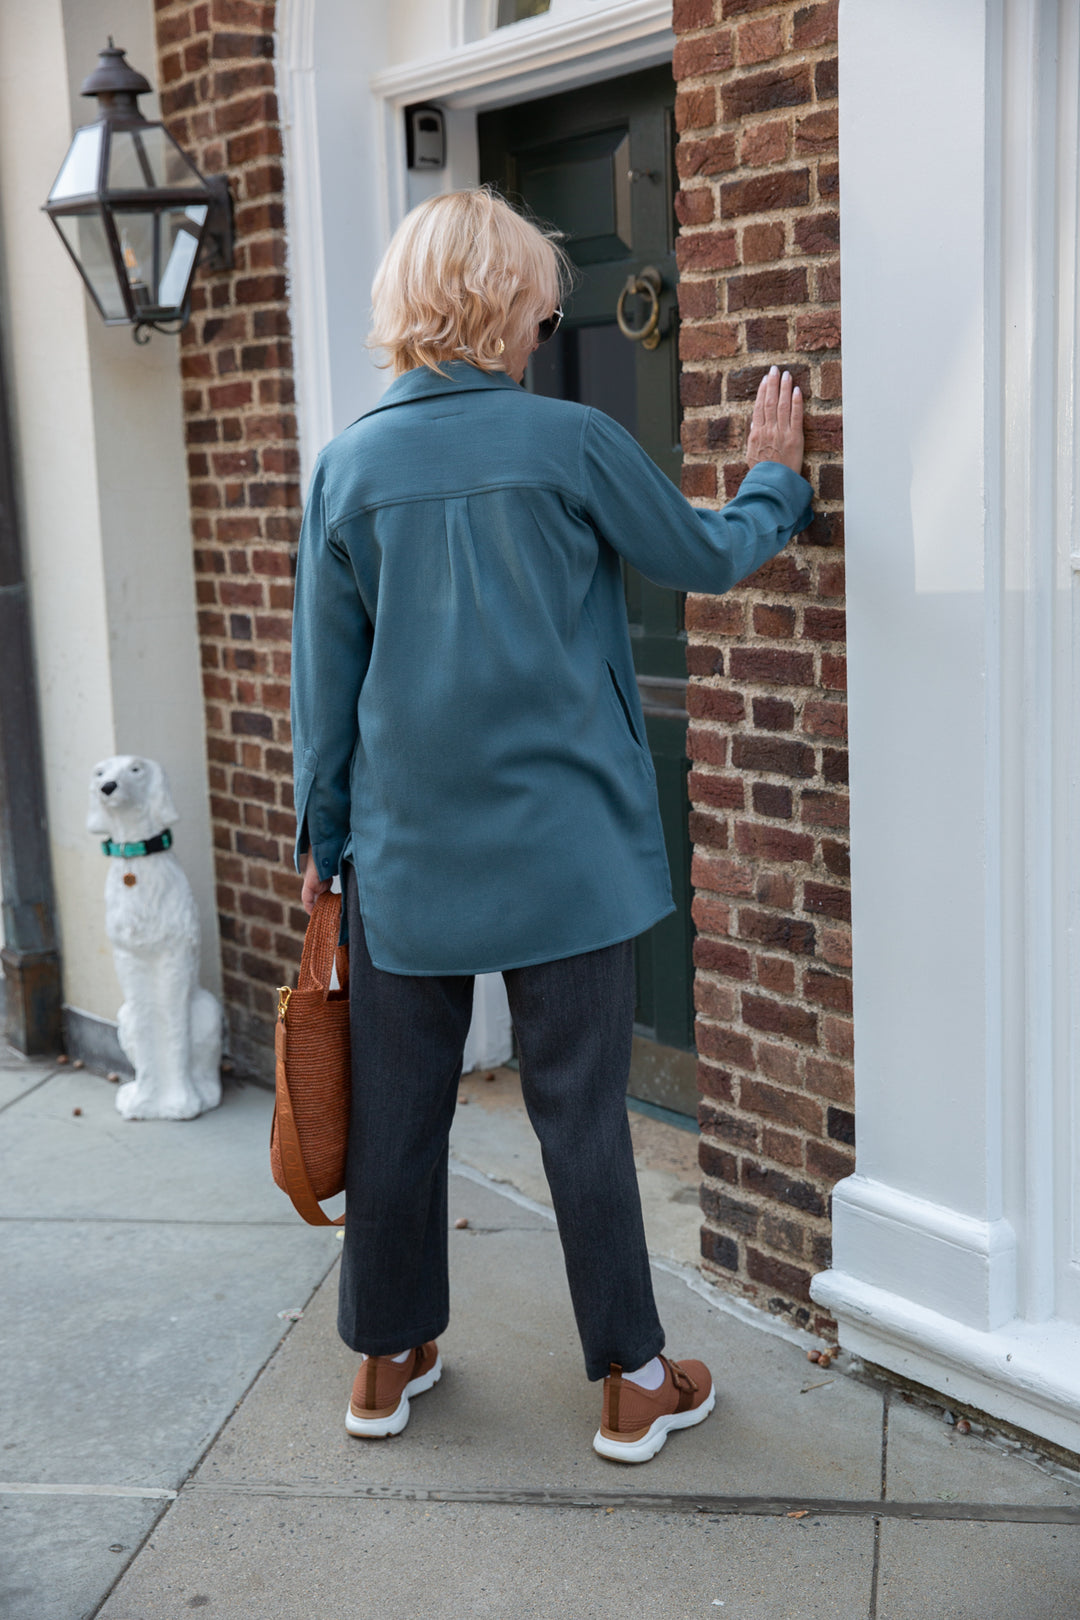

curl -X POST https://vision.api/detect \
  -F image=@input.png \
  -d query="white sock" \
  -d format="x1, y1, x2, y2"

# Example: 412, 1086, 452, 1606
361, 1349, 412, 1364
623, 1356, 665, 1391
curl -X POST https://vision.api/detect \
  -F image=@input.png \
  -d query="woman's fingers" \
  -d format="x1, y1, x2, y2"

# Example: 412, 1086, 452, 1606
751, 368, 770, 430
777, 367, 793, 429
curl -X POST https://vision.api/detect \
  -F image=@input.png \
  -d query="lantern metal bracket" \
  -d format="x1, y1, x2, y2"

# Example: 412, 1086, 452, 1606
200, 175, 234, 274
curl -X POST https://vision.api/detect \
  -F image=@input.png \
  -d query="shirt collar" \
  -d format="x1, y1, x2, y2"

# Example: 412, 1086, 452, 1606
360, 361, 524, 417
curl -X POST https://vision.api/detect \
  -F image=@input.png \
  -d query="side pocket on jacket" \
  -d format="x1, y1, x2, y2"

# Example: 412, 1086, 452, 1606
604, 661, 648, 756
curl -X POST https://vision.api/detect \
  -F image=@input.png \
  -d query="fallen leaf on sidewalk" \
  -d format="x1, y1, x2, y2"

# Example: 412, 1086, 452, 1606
787, 1509, 810, 1519
276, 1309, 304, 1321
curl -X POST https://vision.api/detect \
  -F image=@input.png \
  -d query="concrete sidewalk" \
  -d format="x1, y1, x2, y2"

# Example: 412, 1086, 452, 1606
3, 1043, 1080, 1620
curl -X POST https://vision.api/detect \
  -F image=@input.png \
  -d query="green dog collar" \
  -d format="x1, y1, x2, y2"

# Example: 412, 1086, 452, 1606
101, 829, 173, 859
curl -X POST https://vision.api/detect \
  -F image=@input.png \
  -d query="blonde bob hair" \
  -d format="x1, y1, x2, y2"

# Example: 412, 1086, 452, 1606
370, 187, 570, 376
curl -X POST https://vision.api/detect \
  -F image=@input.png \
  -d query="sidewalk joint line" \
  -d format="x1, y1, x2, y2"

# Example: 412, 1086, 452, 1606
0, 1069, 63, 1115
179, 1480, 1080, 1524
0, 1482, 177, 1500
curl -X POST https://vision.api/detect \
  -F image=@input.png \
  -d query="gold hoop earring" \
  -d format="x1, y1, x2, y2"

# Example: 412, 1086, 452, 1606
495, 338, 505, 356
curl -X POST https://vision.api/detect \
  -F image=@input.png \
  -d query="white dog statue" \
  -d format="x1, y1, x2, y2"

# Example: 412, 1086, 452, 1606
87, 755, 223, 1120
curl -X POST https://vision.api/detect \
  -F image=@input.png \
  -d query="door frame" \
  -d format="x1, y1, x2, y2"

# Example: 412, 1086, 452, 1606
277, 0, 674, 487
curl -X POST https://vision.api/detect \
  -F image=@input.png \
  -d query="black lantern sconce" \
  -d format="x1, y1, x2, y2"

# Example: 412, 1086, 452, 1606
43, 40, 233, 342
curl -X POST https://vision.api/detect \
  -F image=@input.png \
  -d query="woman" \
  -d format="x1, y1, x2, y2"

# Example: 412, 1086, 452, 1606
291, 188, 810, 1464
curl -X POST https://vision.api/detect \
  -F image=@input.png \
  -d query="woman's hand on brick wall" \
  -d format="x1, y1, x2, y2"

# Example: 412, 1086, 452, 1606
746, 365, 804, 475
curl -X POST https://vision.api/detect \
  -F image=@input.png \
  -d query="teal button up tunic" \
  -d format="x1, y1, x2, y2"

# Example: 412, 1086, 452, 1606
291, 362, 812, 975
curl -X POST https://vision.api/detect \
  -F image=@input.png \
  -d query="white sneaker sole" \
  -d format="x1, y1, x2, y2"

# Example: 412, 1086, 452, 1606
344, 1352, 443, 1438
592, 1382, 716, 1463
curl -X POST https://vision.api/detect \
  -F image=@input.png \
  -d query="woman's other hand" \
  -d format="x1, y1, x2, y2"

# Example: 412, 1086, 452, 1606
746, 365, 804, 474
301, 850, 333, 915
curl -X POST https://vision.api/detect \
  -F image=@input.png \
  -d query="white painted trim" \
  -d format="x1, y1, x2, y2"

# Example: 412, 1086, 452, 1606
821, 1176, 1018, 1333
372, 0, 674, 110
812, 1270, 1080, 1456
276, 0, 335, 489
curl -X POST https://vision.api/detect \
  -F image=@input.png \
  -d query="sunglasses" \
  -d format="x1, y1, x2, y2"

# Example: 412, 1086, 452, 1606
537, 308, 564, 344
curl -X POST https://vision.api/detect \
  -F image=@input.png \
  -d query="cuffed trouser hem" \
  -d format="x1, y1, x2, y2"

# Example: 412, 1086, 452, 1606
584, 1333, 666, 1384
339, 1318, 450, 1357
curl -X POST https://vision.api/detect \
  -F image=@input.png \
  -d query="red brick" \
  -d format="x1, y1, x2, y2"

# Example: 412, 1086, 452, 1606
720, 170, 810, 220
746, 1246, 814, 1302
799, 791, 847, 830
678, 280, 720, 320
697, 1020, 756, 1069
801, 700, 846, 739
752, 783, 792, 820
689, 770, 745, 810
687, 683, 746, 724
693, 936, 752, 980
762, 1126, 804, 1168
753, 696, 795, 732
738, 908, 816, 954
699, 1102, 761, 1150
803, 881, 851, 922
737, 14, 784, 63
819, 927, 852, 970
675, 188, 716, 227
793, 1, 838, 49
722, 64, 814, 121
741, 221, 786, 264
742, 993, 818, 1045
728, 647, 814, 686
677, 230, 738, 272
741, 1076, 822, 1134
700, 1139, 739, 1184
675, 87, 716, 131
727, 268, 808, 312
674, 32, 735, 79
686, 726, 729, 767
693, 851, 755, 899
742, 1162, 826, 1217
758, 1040, 801, 1086
742, 117, 790, 170
735, 822, 814, 863
673, 0, 715, 27
695, 975, 739, 1022
698, 1059, 737, 1105
677, 134, 738, 180
701, 1184, 760, 1234
731, 734, 814, 778
805, 1055, 853, 1104
686, 595, 745, 634
680, 324, 739, 361
795, 210, 841, 257
807, 1139, 854, 1183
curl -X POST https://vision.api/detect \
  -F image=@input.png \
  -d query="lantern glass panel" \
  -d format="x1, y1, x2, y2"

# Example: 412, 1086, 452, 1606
48, 125, 103, 202
109, 124, 203, 192
158, 204, 207, 309
54, 210, 127, 320
114, 211, 159, 310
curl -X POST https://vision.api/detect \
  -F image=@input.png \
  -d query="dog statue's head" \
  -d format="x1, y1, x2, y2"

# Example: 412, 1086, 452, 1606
87, 756, 179, 843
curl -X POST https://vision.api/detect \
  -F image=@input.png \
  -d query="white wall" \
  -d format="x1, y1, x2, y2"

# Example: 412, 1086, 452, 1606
0, 0, 221, 1023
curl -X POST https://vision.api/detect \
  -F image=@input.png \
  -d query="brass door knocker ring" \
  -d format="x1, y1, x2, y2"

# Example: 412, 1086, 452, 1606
615, 266, 663, 350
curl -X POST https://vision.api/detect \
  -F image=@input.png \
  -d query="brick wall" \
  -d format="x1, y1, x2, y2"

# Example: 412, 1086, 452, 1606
154, 0, 304, 1080
672, 0, 849, 1337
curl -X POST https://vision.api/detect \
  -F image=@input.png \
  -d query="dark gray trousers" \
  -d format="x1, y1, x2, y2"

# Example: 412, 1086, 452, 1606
339, 864, 665, 1381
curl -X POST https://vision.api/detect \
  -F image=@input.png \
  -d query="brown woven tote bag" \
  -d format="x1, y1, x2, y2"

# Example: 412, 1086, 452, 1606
270, 889, 350, 1226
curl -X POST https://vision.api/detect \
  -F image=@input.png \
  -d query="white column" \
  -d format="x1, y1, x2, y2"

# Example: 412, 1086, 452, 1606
813, 0, 1080, 1453
0, 0, 221, 1031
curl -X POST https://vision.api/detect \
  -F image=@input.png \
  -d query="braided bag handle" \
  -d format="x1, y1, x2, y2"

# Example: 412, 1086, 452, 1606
271, 889, 350, 1225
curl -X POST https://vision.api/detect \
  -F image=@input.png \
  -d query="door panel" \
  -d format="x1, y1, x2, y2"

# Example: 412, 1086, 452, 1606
480, 66, 698, 1113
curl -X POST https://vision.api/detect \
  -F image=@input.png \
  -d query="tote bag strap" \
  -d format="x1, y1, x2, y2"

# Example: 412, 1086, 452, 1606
297, 888, 344, 996
272, 1014, 345, 1227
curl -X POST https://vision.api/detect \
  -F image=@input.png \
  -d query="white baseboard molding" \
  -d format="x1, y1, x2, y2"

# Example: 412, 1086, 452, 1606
812, 1267, 1080, 1457
829, 1174, 1018, 1331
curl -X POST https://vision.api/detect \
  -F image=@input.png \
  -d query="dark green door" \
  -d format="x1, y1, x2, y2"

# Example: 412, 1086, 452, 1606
480, 67, 698, 1116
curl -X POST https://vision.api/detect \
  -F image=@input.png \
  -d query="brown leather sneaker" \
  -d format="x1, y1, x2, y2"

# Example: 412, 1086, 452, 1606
345, 1342, 442, 1438
593, 1355, 715, 1463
